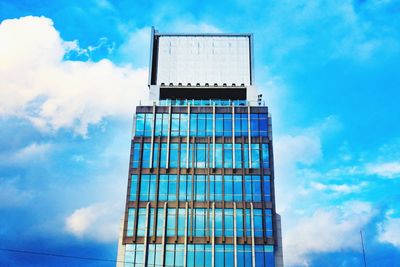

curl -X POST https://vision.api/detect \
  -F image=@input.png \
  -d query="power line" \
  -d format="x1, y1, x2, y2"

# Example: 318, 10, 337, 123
0, 247, 176, 266
0, 247, 130, 264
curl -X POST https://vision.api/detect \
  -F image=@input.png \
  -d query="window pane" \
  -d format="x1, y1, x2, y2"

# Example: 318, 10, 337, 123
233, 175, 242, 201
130, 175, 138, 201
224, 175, 233, 201
168, 175, 177, 201
137, 208, 147, 236
156, 208, 164, 236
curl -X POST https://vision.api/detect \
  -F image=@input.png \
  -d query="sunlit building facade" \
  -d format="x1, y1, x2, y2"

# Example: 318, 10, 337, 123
117, 28, 283, 267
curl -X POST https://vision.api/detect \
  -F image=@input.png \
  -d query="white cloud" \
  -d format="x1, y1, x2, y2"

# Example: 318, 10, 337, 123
0, 177, 33, 207
0, 16, 148, 136
117, 27, 151, 67
65, 202, 121, 242
310, 181, 368, 194
365, 161, 400, 178
284, 201, 375, 266
0, 142, 53, 165
377, 210, 400, 247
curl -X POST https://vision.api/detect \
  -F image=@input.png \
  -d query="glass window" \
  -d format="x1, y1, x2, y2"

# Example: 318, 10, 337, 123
180, 113, 188, 136
179, 175, 190, 201
196, 144, 206, 168
241, 113, 248, 136
225, 244, 234, 267
254, 209, 263, 237
152, 143, 159, 168
171, 113, 180, 137
209, 175, 215, 201
168, 174, 177, 201
140, 175, 149, 201
195, 175, 206, 201
144, 114, 153, 136
175, 244, 184, 267
215, 114, 223, 136
225, 209, 234, 236
224, 144, 233, 168
194, 209, 206, 237
140, 175, 156, 201
177, 208, 186, 236
215, 208, 223, 237
206, 114, 213, 136
234, 113, 241, 137
259, 113, 268, 137
251, 143, 260, 168
250, 113, 259, 136
237, 245, 245, 267
127, 208, 135, 236
215, 144, 223, 168
233, 175, 242, 201
165, 244, 175, 267
170, 143, 179, 168
135, 113, 145, 136
167, 208, 176, 236
197, 114, 206, 137
255, 245, 264, 267
190, 114, 197, 136
148, 208, 155, 236
132, 143, 141, 168
142, 143, 151, 168
205, 244, 212, 267
159, 175, 168, 201
187, 244, 195, 267
253, 175, 262, 202
234, 143, 242, 168
189, 144, 194, 168
243, 144, 249, 168
162, 113, 169, 136
195, 244, 205, 266
245, 208, 251, 237
265, 209, 273, 237
136, 208, 147, 236
130, 175, 138, 201
264, 245, 275, 266
236, 208, 244, 237
215, 245, 224, 266
263, 176, 271, 201
244, 175, 252, 202
224, 175, 233, 201
214, 175, 223, 201
155, 114, 162, 137
160, 143, 167, 168
156, 207, 164, 237
262, 144, 269, 168
223, 114, 232, 136
180, 143, 187, 168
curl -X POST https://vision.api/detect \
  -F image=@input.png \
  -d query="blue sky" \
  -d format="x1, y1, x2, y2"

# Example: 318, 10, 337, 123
1, 0, 400, 266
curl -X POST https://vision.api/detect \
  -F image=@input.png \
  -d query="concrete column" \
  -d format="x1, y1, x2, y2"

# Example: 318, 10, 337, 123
143, 202, 151, 266
161, 202, 168, 266
250, 203, 255, 267
233, 203, 237, 267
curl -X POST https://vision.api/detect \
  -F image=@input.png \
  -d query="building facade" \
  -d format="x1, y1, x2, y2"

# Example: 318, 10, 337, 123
117, 28, 283, 267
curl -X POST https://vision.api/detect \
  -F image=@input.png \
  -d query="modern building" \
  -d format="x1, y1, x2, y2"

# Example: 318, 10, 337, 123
117, 28, 283, 267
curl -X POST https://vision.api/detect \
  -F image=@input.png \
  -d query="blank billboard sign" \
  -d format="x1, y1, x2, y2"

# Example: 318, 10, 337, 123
156, 35, 251, 86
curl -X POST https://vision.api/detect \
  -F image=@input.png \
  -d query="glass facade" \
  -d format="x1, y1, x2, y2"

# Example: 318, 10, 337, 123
122, 102, 277, 266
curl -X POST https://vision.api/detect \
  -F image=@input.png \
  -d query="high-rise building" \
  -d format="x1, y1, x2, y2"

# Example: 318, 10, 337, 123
117, 28, 283, 267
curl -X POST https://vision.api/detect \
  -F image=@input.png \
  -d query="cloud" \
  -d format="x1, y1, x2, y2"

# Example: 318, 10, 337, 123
378, 210, 400, 248
0, 142, 53, 166
310, 181, 368, 194
65, 202, 121, 242
365, 161, 400, 178
284, 201, 375, 266
0, 177, 33, 207
117, 27, 151, 67
0, 16, 148, 136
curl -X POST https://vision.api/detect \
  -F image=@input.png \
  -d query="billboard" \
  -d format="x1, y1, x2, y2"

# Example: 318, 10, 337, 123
155, 35, 252, 86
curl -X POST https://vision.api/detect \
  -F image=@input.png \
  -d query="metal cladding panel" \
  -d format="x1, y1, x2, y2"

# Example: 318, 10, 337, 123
156, 36, 251, 86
